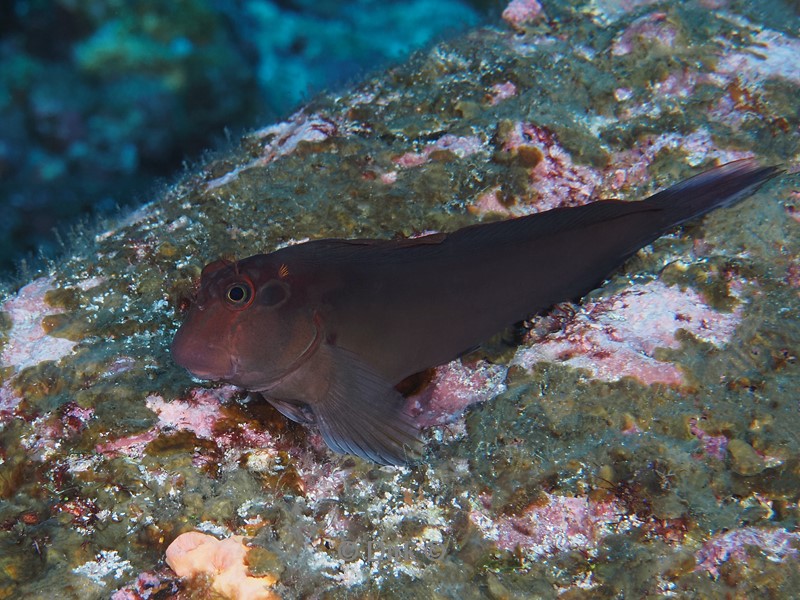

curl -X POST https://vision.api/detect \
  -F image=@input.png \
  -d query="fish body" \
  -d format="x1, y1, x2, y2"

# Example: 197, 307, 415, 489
172, 160, 777, 465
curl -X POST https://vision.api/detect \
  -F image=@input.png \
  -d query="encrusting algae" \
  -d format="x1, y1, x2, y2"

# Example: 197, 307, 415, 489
1, 0, 799, 598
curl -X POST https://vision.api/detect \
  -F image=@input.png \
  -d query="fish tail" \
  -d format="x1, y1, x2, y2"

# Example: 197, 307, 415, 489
646, 159, 779, 228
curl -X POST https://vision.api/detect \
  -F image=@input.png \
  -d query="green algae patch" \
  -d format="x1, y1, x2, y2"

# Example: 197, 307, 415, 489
727, 438, 770, 477
245, 547, 285, 580
11, 362, 67, 411
41, 312, 92, 341
43, 287, 81, 311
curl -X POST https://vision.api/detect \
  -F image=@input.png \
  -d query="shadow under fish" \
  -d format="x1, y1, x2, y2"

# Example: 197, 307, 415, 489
171, 159, 778, 465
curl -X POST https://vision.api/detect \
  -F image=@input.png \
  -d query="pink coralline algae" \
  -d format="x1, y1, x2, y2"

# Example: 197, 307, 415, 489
609, 129, 754, 189
0, 277, 77, 372
787, 259, 800, 290
704, 29, 800, 148
695, 527, 800, 578
470, 493, 624, 557
111, 571, 177, 600
688, 418, 729, 460
206, 112, 343, 189
472, 187, 513, 216
97, 361, 507, 471
487, 82, 518, 105
611, 13, 678, 57
717, 30, 800, 86
0, 381, 21, 421
0, 278, 78, 420
788, 192, 800, 226
95, 430, 159, 458
473, 123, 602, 216
393, 134, 484, 168
97, 386, 275, 459
613, 70, 724, 123
502, 0, 544, 29
407, 360, 507, 428
146, 389, 232, 439
520, 125, 602, 210
21, 402, 95, 460
512, 281, 743, 386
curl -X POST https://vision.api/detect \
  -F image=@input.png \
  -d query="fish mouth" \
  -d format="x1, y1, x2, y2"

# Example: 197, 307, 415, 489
186, 365, 233, 381
193, 343, 237, 380
255, 312, 323, 392
173, 337, 237, 381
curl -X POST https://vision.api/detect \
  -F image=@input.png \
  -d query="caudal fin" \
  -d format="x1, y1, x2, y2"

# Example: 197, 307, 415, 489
646, 159, 779, 229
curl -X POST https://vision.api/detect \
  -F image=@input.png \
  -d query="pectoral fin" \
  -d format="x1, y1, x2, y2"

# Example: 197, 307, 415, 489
261, 394, 316, 424
313, 345, 424, 466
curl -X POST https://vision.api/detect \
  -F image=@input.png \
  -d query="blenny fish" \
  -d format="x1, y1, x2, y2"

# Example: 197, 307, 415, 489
172, 159, 776, 465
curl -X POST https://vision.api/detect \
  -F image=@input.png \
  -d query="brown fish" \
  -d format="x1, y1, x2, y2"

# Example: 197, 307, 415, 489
172, 159, 776, 465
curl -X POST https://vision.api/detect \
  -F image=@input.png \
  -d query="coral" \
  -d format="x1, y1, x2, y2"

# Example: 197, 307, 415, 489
165, 532, 279, 600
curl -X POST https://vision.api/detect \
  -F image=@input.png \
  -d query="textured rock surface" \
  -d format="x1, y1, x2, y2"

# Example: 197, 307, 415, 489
1, 1, 799, 598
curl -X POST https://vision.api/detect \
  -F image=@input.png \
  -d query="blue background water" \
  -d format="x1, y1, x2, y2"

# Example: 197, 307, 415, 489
0, 0, 485, 274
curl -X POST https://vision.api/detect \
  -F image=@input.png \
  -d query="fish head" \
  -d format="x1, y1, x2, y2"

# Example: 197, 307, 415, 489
171, 256, 321, 390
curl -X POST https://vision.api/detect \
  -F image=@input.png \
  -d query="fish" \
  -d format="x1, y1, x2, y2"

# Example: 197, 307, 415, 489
171, 159, 777, 466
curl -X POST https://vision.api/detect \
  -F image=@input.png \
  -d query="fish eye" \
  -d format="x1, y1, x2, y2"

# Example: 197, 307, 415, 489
225, 282, 253, 307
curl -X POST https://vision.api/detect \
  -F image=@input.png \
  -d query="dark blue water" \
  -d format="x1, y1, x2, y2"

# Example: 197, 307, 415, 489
0, 0, 483, 275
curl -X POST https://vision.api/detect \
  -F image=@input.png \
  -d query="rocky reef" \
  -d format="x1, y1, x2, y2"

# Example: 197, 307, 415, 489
1, 0, 799, 598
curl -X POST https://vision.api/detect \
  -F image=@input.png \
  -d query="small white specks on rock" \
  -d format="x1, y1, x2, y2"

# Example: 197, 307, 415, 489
73, 550, 132, 586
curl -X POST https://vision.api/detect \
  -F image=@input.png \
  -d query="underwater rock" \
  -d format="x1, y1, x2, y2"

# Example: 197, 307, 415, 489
1, 278, 77, 373
511, 281, 743, 386
469, 492, 624, 557
502, 0, 544, 30
688, 417, 729, 460
726, 438, 769, 477
1, 0, 799, 598
695, 527, 800, 578
408, 360, 508, 428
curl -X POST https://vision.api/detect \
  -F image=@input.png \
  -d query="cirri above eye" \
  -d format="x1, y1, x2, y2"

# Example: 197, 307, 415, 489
225, 282, 253, 307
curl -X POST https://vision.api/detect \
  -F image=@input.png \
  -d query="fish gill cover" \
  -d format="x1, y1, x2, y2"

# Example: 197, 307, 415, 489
0, 0, 799, 598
